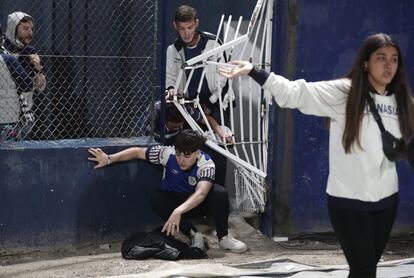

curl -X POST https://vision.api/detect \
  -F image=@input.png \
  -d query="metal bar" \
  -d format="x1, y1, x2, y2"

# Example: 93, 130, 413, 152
183, 68, 195, 95
186, 34, 248, 66
248, 78, 258, 169
223, 15, 232, 43
228, 16, 243, 61
206, 139, 267, 178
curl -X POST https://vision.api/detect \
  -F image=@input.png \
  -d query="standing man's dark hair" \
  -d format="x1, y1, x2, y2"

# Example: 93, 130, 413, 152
174, 5, 198, 22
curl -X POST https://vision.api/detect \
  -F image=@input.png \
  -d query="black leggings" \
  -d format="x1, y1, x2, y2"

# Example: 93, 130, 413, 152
151, 184, 230, 238
328, 203, 398, 278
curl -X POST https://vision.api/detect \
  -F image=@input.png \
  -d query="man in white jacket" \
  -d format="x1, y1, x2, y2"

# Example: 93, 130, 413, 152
4, 11, 46, 93
165, 5, 233, 141
0, 22, 43, 141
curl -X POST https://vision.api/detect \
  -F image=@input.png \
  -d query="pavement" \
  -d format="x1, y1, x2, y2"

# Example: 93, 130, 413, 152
1, 214, 413, 278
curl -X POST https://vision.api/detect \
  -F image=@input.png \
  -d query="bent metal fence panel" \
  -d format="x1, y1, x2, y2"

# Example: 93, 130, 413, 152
169, 0, 274, 212
0, 0, 158, 142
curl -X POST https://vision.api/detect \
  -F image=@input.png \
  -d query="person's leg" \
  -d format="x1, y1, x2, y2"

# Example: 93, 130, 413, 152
373, 202, 398, 263
150, 190, 195, 236
0, 123, 18, 141
211, 151, 227, 187
328, 207, 377, 278
184, 184, 230, 237
190, 184, 247, 253
151, 186, 230, 237
206, 184, 230, 238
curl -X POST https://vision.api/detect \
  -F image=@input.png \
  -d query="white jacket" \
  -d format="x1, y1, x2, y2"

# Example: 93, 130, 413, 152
166, 31, 228, 105
0, 55, 20, 123
4, 11, 46, 94
263, 73, 401, 203
5, 11, 33, 49
0, 54, 34, 124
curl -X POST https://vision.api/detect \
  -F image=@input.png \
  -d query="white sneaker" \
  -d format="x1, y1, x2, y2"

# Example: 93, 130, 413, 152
218, 235, 247, 253
190, 230, 206, 251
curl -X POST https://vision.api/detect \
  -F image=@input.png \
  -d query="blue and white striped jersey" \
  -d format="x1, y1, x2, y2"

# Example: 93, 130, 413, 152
146, 145, 215, 193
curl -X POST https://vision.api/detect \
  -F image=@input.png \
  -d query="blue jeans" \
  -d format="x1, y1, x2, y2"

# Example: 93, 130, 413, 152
0, 121, 34, 142
0, 123, 18, 141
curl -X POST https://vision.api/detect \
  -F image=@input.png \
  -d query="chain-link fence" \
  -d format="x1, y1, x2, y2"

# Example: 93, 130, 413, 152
0, 0, 158, 142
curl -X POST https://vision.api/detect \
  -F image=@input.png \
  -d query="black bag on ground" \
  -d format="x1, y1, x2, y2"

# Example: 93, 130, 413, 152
121, 227, 207, 260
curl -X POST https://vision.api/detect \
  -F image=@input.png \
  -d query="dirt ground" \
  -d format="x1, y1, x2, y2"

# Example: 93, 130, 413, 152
1, 214, 413, 278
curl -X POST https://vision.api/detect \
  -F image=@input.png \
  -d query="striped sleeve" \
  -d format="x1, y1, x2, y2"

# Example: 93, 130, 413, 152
197, 155, 215, 182
145, 145, 174, 166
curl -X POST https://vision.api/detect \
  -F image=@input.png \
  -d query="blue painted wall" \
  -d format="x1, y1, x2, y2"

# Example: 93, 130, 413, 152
272, 0, 414, 234
0, 139, 163, 248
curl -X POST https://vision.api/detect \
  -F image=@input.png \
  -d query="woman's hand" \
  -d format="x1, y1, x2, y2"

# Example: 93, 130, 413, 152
219, 61, 253, 79
88, 148, 110, 169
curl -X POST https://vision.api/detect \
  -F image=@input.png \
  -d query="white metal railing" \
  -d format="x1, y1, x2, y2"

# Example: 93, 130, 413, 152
170, 0, 273, 212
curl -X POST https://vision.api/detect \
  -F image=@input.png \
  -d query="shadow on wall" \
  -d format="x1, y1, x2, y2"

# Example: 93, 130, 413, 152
74, 158, 164, 245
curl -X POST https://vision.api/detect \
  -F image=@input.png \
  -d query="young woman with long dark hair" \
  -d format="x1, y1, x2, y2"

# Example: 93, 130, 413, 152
220, 33, 414, 278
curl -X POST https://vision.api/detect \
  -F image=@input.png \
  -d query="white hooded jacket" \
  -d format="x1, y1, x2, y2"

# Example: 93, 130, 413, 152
5, 11, 34, 49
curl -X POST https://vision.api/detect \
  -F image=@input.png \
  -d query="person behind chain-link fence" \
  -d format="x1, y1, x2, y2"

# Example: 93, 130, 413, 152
220, 33, 414, 278
4, 12, 46, 102
0, 23, 44, 141
88, 129, 247, 254
151, 101, 199, 145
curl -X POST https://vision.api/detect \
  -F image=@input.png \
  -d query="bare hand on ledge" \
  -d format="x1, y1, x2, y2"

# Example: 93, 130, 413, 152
88, 147, 109, 169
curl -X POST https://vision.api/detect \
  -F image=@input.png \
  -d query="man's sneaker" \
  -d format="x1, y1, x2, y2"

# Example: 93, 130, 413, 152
190, 230, 206, 251
218, 235, 247, 253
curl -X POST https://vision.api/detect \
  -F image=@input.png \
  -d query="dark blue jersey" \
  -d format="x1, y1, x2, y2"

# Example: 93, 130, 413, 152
146, 145, 215, 193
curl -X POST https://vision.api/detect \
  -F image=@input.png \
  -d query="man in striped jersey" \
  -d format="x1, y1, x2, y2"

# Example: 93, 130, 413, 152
88, 129, 247, 253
